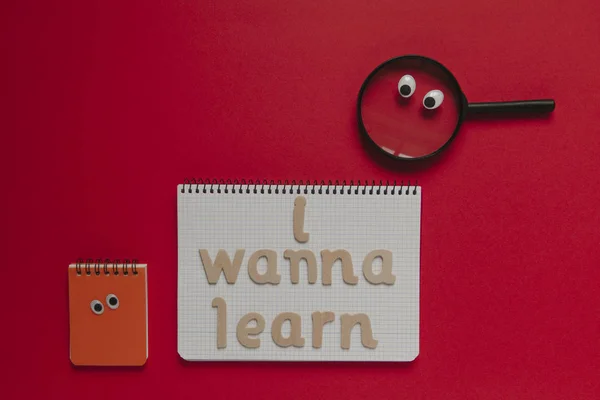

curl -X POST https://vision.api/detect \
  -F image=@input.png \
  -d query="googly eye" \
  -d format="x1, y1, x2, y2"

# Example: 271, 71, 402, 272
90, 300, 104, 315
106, 294, 119, 310
423, 90, 444, 110
398, 75, 416, 98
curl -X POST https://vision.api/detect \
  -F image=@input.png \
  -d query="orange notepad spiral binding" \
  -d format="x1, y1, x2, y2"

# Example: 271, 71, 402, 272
68, 259, 148, 366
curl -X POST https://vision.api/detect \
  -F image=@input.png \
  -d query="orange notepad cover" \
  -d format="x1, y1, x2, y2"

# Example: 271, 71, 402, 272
68, 263, 148, 366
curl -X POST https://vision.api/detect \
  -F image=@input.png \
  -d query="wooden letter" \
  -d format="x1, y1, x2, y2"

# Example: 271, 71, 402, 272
284, 249, 318, 284
271, 312, 305, 348
237, 312, 266, 349
200, 249, 245, 284
321, 250, 358, 285
311, 311, 335, 349
340, 314, 378, 350
211, 297, 227, 349
362, 250, 396, 285
293, 196, 309, 243
248, 249, 281, 284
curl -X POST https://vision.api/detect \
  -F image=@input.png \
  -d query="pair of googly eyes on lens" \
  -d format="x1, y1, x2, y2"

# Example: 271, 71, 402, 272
90, 294, 119, 315
398, 75, 444, 110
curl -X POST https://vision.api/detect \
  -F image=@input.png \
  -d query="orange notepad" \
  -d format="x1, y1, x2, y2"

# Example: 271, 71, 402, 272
68, 259, 148, 366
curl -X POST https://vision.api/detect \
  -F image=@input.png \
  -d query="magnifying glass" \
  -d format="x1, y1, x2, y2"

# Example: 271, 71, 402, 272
357, 55, 555, 160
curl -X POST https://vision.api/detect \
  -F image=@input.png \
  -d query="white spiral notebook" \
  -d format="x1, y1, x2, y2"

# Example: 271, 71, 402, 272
177, 180, 421, 362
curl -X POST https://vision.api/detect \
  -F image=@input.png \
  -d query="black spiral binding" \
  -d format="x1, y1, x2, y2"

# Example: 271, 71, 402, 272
75, 258, 139, 276
179, 179, 419, 196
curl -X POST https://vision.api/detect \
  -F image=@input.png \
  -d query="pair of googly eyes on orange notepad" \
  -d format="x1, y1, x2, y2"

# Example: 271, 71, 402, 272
398, 75, 444, 110
90, 294, 119, 315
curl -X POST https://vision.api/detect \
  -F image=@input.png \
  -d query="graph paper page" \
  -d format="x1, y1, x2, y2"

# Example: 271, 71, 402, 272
177, 184, 421, 361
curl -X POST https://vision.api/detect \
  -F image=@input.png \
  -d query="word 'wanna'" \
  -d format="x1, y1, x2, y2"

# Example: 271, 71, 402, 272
200, 248, 396, 285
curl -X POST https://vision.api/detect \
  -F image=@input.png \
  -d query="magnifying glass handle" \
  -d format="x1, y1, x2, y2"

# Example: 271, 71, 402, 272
467, 99, 555, 114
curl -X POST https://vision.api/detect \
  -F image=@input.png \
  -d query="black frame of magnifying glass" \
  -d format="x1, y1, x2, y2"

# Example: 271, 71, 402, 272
357, 54, 555, 161
357, 54, 467, 162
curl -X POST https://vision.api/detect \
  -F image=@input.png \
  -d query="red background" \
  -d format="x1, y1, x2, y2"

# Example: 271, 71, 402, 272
4, 0, 600, 398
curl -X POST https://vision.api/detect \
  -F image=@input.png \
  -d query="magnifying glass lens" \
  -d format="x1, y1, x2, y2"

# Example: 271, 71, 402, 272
359, 58, 463, 159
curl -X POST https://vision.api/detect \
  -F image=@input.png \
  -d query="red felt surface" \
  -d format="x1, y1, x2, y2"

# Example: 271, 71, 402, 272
3, 0, 600, 398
